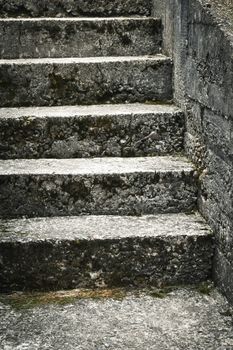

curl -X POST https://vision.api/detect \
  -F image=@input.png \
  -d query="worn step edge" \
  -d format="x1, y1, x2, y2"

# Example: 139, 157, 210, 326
0, 156, 194, 175
0, 156, 197, 217
0, 54, 170, 65
0, 17, 159, 22
0, 104, 184, 159
0, 17, 162, 59
0, 103, 181, 118
0, 213, 211, 242
0, 213, 214, 292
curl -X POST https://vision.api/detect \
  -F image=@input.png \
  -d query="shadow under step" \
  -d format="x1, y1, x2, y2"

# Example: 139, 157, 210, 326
0, 213, 213, 292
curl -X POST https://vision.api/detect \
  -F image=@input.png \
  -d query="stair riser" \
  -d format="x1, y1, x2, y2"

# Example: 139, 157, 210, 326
0, 172, 197, 218
0, 58, 173, 107
0, 112, 184, 159
0, 0, 152, 17
0, 236, 213, 292
0, 19, 161, 59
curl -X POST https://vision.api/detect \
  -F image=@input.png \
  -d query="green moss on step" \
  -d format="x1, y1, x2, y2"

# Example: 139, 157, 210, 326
196, 282, 214, 296
0, 283, 215, 311
0, 288, 127, 310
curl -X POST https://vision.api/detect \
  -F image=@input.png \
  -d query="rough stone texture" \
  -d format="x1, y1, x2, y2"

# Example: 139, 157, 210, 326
0, 104, 184, 159
214, 249, 233, 305
0, 156, 197, 218
0, 213, 213, 291
0, 0, 152, 17
156, 0, 233, 303
0, 288, 233, 349
0, 55, 173, 107
0, 18, 162, 59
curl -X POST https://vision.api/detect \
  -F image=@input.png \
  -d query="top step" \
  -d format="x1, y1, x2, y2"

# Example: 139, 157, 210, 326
0, 0, 152, 18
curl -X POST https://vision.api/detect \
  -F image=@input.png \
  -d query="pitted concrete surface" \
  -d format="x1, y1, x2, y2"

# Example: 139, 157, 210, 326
0, 156, 197, 218
0, 0, 152, 17
0, 103, 184, 159
0, 288, 232, 349
0, 55, 172, 107
0, 17, 161, 59
201, 0, 233, 36
0, 213, 213, 291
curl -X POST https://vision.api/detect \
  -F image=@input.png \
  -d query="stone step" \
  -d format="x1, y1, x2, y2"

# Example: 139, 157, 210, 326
0, 213, 213, 291
1, 287, 232, 349
0, 284, 233, 350
0, 55, 173, 107
0, 0, 152, 18
0, 156, 197, 218
0, 104, 184, 159
0, 17, 162, 59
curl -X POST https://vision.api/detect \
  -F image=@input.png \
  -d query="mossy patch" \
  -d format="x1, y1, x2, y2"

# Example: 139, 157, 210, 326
0, 288, 127, 311
147, 282, 215, 299
0, 283, 216, 311
148, 286, 179, 299
196, 281, 214, 296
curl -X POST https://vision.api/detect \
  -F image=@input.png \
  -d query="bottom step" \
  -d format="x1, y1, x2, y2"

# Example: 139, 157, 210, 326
0, 213, 213, 292
0, 287, 232, 349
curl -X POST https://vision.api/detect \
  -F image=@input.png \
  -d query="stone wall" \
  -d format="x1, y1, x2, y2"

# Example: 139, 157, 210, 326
153, 0, 233, 303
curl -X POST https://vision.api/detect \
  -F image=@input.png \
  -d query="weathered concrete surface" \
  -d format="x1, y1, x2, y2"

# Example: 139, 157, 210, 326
0, 104, 184, 159
0, 0, 152, 17
0, 18, 162, 59
0, 213, 213, 291
214, 249, 233, 305
157, 0, 233, 304
0, 157, 197, 218
200, 0, 233, 36
0, 55, 173, 107
0, 288, 232, 349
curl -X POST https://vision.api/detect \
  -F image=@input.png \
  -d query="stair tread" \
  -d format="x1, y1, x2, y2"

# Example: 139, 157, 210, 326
0, 103, 181, 119
0, 156, 194, 175
0, 54, 169, 65
0, 287, 232, 349
0, 17, 158, 22
0, 213, 211, 242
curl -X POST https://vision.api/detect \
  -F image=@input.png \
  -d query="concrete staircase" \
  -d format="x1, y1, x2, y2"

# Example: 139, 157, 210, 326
0, 0, 214, 293
2, 3, 232, 349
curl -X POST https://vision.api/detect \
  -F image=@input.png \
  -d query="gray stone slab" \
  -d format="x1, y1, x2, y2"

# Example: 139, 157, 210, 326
0, 213, 213, 291
0, 212, 211, 242
0, 0, 152, 17
0, 156, 197, 218
0, 287, 232, 349
0, 55, 173, 107
0, 18, 161, 59
0, 103, 184, 159
0, 103, 181, 119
